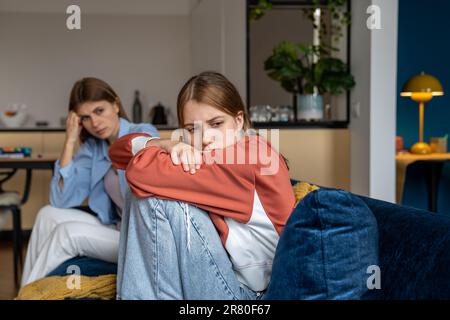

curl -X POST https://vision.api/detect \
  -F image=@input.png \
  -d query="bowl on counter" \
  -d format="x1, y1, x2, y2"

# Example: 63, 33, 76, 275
0, 111, 27, 127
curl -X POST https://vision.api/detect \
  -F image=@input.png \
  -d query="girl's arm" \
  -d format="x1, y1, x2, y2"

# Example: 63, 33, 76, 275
109, 133, 256, 219
109, 133, 153, 170
110, 134, 295, 221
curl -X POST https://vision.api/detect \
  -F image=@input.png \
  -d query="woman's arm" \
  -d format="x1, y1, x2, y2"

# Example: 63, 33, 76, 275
49, 140, 93, 208
58, 111, 82, 189
49, 111, 93, 208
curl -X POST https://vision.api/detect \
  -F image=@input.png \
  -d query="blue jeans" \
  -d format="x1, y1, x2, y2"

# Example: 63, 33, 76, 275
116, 194, 261, 300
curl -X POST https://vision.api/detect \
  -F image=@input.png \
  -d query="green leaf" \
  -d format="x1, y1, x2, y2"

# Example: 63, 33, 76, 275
262, 0, 354, 96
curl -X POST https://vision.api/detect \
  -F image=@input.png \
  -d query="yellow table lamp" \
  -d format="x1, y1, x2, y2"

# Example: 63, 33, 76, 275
400, 72, 444, 154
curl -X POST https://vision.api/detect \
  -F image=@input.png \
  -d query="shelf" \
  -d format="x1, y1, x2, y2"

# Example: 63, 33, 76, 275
0, 121, 349, 133
0, 126, 65, 132
252, 121, 349, 129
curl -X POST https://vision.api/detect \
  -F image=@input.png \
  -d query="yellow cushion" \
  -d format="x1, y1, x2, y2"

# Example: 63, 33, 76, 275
16, 274, 116, 300
292, 182, 320, 207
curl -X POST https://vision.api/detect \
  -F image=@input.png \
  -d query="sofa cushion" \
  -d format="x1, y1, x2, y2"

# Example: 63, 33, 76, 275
265, 188, 379, 299
16, 274, 116, 300
47, 256, 117, 277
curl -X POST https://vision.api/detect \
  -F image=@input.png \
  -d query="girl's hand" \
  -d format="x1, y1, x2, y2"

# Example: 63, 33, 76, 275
146, 139, 202, 174
65, 111, 81, 145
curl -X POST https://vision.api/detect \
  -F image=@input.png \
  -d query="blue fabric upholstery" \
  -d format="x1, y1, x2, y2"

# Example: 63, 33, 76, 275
359, 196, 450, 299
47, 256, 117, 277
265, 189, 379, 299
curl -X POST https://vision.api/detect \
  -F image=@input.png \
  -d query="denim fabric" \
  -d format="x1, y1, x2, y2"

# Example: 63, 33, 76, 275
265, 189, 379, 300
359, 196, 450, 300
116, 194, 259, 300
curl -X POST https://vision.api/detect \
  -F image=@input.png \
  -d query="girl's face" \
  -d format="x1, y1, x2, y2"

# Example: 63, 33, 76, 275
76, 100, 120, 143
182, 100, 244, 151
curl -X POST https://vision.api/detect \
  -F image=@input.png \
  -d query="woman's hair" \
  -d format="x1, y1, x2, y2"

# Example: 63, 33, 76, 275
69, 77, 128, 142
177, 71, 251, 130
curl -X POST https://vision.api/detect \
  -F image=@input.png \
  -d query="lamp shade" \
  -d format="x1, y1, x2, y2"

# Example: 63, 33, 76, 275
400, 72, 444, 96
400, 72, 444, 155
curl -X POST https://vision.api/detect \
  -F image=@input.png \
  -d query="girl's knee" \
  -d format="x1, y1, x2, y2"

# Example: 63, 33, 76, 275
131, 197, 184, 223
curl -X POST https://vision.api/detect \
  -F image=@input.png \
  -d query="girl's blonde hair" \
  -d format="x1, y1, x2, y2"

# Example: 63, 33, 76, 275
177, 72, 251, 130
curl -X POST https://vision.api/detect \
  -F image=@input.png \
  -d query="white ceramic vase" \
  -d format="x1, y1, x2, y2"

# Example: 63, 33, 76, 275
296, 94, 324, 121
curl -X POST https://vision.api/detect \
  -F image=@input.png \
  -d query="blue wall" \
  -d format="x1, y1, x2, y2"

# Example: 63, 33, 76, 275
398, 0, 450, 213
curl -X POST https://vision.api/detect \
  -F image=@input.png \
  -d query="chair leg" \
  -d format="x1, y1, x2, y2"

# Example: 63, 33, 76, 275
17, 207, 23, 269
11, 206, 23, 288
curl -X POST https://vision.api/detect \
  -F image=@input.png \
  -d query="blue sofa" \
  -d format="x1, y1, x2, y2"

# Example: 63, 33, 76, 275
48, 191, 450, 300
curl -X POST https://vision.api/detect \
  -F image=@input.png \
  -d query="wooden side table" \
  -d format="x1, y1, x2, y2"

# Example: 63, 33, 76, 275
396, 152, 450, 212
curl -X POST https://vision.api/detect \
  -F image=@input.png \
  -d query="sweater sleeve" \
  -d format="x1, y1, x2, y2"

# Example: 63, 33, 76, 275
109, 133, 257, 220
109, 133, 152, 170
128, 146, 256, 221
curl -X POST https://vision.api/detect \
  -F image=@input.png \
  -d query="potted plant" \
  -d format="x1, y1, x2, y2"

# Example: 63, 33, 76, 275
264, 42, 354, 121
263, 0, 354, 121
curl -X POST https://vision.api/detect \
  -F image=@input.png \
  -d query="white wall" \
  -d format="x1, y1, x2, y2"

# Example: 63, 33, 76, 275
0, 0, 192, 15
0, 8, 191, 126
191, 0, 224, 73
190, 0, 247, 102
350, 0, 372, 196
223, 0, 247, 103
350, 0, 398, 202
369, 0, 398, 202
0, 0, 248, 128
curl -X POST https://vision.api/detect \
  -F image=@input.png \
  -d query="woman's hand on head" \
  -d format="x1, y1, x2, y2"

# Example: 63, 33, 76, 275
65, 111, 81, 145
146, 139, 202, 174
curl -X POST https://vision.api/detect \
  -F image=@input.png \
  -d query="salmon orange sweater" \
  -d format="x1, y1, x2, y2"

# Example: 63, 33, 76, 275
109, 133, 295, 291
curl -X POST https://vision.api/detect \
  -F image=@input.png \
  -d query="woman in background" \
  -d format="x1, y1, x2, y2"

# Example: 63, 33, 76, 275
21, 77, 158, 286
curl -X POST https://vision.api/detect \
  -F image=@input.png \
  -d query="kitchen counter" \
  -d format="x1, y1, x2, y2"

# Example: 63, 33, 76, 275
0, 126, 66, 132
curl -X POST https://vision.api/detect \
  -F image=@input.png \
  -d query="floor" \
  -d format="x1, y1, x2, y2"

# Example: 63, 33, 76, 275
0, 240, 24, 300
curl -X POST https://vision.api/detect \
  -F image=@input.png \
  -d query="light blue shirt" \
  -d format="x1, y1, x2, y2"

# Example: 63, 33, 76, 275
49, 118, 159, 225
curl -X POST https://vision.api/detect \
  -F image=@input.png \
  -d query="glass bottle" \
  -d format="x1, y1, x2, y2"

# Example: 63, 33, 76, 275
132, 90, 143, 123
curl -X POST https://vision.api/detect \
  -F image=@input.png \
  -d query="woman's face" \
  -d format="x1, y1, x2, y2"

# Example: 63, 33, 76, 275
182, 100, 244, 151
76, 100, 120, 142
